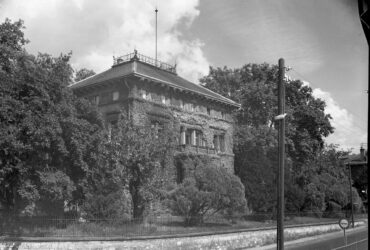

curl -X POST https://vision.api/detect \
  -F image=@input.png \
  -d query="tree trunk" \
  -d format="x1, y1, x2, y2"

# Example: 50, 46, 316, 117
129, 181, 145, 219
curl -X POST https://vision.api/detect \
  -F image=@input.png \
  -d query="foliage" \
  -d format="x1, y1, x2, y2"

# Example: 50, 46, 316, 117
200, 64, 359, 215
82, 189, 132, 221
75, 68, 95, 82
234, 125, 277, 213
93, 112, 177, 219
0, 18, 28, 73
0, 19, 105, 215
200, 64, 333, 163
166, 158, 247, 225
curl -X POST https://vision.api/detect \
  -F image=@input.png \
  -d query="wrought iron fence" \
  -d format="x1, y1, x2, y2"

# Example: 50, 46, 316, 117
0, 211, 367, 238
113, 50, 176, 74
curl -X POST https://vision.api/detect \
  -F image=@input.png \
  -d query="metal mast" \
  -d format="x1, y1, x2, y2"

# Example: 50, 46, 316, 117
155, 8, 158, 66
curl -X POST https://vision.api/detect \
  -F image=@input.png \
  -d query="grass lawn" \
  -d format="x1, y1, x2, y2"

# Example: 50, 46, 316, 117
1, 215, 354, 238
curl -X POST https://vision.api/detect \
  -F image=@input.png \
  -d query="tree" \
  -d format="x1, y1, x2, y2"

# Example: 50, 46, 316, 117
200, 64, 335, 214
233, 125, 277, 214
0, 18, 28, 73
166, 157, 247, 225
200, 64, 333, 163
294, 145, 362, 215
99, 112, 176, 219
0, 19, 105, 215
75, 68, 95, 82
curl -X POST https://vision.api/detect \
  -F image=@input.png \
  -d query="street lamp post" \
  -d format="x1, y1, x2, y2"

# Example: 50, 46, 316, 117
276, 58, 286, 250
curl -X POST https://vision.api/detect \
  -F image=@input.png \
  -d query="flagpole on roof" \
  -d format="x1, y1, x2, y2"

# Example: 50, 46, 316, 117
155, 7, 158, 66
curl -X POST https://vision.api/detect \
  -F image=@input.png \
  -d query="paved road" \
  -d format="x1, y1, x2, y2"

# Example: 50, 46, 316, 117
252, 226, 368, 250
286, 226, 368, 250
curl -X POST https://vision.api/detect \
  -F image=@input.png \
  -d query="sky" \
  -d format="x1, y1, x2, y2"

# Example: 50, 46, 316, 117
0, 0, 368, 152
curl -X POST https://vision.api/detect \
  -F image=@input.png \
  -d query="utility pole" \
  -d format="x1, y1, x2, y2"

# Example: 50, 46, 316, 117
277, 58, 286, 250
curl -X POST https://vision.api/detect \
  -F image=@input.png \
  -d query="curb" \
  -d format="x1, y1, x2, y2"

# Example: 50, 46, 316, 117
247, 222, 368, 250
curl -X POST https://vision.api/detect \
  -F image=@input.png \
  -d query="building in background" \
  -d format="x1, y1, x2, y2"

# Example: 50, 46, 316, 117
342, 146, 368, 211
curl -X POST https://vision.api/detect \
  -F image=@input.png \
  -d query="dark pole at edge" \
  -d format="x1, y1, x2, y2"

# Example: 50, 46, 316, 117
277, 58, 285, 250
348, 163, 355, 228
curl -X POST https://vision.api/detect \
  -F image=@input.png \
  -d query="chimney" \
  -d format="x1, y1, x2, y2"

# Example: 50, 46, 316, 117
360, 146, 365, 160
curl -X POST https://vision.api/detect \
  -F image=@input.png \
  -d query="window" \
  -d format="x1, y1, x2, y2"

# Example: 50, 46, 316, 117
161, 95, 170, 105
184, 103, 194, 112
152, 92, 161, 102
185, 130, 191, 145
180, 100, 184, 109
140, 89, 151, 100
93, 95, 99, 105
107, 120, 117, 142
221, 111, 226, 119
213, 134, 225, 152
202, 137, 207, 147
213, 135, 219, 150
140, 89, 146, 99
176, 161, 185, 184
207, 107, 211, 115
194, 130, 199, 146
113, 91, 119, 101
151, 121, 163, 138
195, 131, 206, 147
219, 134, 225, 152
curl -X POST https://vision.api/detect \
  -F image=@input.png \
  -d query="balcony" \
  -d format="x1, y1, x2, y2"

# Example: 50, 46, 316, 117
177, 144, 217, 155
113, 50, 177, 74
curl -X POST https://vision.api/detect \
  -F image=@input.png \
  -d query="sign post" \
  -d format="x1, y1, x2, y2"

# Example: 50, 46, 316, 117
339, 218, 350, 245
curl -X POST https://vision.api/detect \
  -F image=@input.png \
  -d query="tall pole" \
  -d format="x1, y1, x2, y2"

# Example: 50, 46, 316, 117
348, 163, 355, 228
155, 8, 158, 66
277, 58, 285, 250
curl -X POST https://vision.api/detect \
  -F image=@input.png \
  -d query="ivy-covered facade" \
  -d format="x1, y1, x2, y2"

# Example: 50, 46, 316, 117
71, 51, 240, 180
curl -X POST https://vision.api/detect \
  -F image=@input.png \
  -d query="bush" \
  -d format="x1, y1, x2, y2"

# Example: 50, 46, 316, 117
81, 189, 132, 222
166, 163, 248, 226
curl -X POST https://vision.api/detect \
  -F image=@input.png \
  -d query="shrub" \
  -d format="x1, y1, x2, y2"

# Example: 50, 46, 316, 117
81, 189, 132, 222
166, 163, 248, 226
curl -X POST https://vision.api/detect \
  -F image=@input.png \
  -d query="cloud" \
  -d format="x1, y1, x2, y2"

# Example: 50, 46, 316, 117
312, 88, 367, 151
1, 0, 209, 82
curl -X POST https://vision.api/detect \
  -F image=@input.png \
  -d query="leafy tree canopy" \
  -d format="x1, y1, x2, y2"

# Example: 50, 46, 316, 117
200, 64, 360, 215
0, 19, 104, 215
200, 65, 334, 163
75, 68, 95, 82
88, 112, 177, 219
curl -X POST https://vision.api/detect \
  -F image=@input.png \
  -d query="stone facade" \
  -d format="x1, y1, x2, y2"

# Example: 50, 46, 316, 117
71, 52, 240, 183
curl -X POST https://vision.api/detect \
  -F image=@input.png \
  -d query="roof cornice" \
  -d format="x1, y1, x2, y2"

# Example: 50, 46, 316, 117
132, 72, 240, 108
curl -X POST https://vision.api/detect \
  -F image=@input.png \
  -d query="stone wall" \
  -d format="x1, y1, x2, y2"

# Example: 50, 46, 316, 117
1, 221, 366, 250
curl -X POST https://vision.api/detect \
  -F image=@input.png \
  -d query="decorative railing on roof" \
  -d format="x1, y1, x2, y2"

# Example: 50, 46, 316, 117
113, 50, 177, 74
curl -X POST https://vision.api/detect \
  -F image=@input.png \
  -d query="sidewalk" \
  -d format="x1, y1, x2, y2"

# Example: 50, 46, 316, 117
248, 224, 368, 250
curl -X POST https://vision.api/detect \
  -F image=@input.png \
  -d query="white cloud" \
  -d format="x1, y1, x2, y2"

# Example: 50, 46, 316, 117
1, 0, 209, 82
312, 88, 367, 151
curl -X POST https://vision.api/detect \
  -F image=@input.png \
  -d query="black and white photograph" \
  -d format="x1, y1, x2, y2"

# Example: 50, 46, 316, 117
0, 0, 368, 249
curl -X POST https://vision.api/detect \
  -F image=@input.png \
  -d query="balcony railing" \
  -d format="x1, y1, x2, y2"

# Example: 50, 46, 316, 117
177, 144, 217, 155
113, 50, 177, 74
